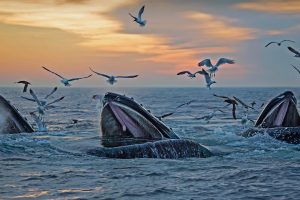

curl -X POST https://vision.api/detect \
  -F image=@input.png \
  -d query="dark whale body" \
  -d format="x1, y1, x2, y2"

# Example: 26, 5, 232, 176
241, 91, 300, 144
88, 92, 212, 159
0, 95, 33, 134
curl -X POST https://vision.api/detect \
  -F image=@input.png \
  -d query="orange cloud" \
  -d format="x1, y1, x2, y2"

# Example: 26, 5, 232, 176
187, 12, 257, 42
235, 0, 300, 14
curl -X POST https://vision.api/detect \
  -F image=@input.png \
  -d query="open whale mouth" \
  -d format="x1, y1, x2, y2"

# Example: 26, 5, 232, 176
100, 92, 179, 147
255, 91, 300, 128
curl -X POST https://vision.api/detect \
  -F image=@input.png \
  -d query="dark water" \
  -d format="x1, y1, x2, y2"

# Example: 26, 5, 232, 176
1, 87, 300, 199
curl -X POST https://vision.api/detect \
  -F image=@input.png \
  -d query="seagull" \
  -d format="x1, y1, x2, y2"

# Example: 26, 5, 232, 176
233, 96, 256, 111
15, 81, 31, 93
177, 71, 203, 78
197, 68, 216, 89
198, 58, 235, 77
90, 67, 138, 85
291, 64, 300, 74
288, 47, 300, 58
265, 40, 295, 47
21, 87, 58, 106
156, 100, 195, 120
250, 101, 256, 108
42, 66, 92, 86
213, 94, 238, 119
193, 111, 217, 123
23, 89, 64, 115
129, 5, 146, 27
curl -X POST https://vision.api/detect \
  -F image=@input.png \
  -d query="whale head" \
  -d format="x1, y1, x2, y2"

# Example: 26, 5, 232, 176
0, 95, 33, 134
255, 91, 300, 128
100, 92, 179, 147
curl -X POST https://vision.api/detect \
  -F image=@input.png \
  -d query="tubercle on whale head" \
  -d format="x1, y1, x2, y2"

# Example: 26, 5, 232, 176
255, 91, 300, 128
100, 92, 179, 147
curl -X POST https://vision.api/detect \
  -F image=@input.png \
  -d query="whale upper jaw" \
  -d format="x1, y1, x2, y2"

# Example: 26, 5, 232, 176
255, 91, 300, 128
0, 95, 33, 134
100, 92, 179, 147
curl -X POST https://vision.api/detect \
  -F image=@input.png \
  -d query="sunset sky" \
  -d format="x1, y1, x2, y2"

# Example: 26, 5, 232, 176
0, 0, 300, 87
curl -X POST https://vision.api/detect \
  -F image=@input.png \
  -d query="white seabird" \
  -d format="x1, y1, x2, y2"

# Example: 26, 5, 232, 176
90, 67, 138, 85
198, 58, 235, 77
42, 66, 92, 86
198, 68, 216, 89
129, 5, 147, 27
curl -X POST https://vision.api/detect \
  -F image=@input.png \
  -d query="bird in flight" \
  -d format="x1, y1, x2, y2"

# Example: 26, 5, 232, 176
42, 66, 92, 86
15, 81, 31, 93
156, 100, 195, 120
90, 67, 138, 85
177, 71, 203, 78
213, 94, 239, 119
198, 58, 235, 77
265, 40, 295, 47
129, 5, 146, 27
288, 47, 300, 58
22, 88, 64, 115
21, 87, 58, 107
197, 68, 216, 89
291, 64, 300, 74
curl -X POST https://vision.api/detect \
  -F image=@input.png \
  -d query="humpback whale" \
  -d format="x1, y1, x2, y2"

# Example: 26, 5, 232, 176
241, 91, 300, 144
0, 95, 33, 134
87, 92, 212, 159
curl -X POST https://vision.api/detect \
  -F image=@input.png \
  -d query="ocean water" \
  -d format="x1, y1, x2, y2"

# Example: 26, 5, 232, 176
1, 87, 300, 200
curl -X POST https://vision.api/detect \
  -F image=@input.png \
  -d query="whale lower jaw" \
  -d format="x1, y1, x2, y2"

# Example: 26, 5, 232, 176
241, 127, 300, 144
87, 139, 212, 159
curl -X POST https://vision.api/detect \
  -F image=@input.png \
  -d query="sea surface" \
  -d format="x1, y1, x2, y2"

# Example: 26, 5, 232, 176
1, 87, 300, 200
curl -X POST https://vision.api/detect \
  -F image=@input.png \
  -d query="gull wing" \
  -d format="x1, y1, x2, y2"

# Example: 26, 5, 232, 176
213, 94, 229, 99
177, 71, 192, 75
138, 5, 145, 20
45, 87, 57, 99
156, 112, 174, 119
288, 46, 300, 55
198, 59, 213, 68
115, 75, 139, 78
176, 100, 196, 109
215, 58, 235, 67
90, 67, 111, 78
281, 40, 295, 44
291, 64, 300, 74
21, 96, 36, 102
46, 96, 64, 107
29, 89, 42, 106
265, 42, 276, 47
233, 96, 255, 110
129, 13, 137, 20
42, 66, 65, 79
68, 74, 92, 82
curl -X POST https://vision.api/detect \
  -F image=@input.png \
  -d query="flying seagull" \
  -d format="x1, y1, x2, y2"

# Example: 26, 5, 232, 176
265, 40, 295, 47
15, 81, 31, 92
193, 110, 217, 123
129, 5, 146, 27
177, 71, 203, 78
23, 89, 64, 115
291, 64, 300, 74
198, 58, 235, 77
213, 94, 238, 119
197, 68, 216, 89
21, 87, 58, 106
90, 67, 138, 85
233, 96, 256, 111
42, 66, 92, 86
288, 47, 300, 58
156, 100, 196, 120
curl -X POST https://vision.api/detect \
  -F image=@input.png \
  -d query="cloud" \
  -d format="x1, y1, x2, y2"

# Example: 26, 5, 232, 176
187, 12, 257, 42
235, 0, 300, 14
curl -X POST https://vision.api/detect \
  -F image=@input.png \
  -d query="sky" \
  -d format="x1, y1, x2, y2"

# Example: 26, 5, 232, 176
0, 0, 299, 87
